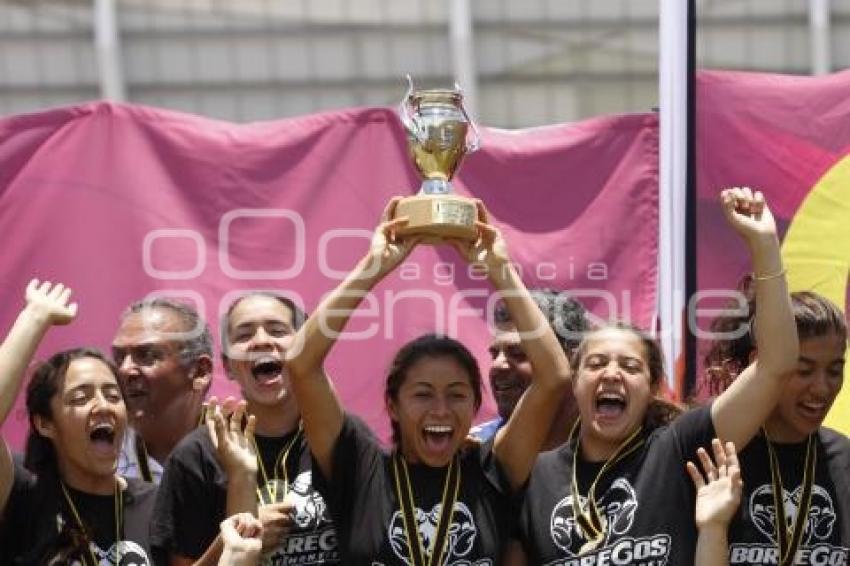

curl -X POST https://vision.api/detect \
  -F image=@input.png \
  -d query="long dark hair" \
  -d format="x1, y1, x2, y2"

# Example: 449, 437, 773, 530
20, 348, 120, 565
385, 333, 482, 447
572, 322, 682, 429
703, 284, 847, 395
24, 348, 120, 476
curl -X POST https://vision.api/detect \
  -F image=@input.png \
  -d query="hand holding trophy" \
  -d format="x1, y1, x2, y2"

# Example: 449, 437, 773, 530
394, 75, 481, 242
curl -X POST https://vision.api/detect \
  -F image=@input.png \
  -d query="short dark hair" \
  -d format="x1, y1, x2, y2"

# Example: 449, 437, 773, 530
494, 289, 589, 356
25, 348, 121, 476
123, 297, 213, 369
220, 291, 307, 358
704, 284, 847, 395
385, 333, 482, 447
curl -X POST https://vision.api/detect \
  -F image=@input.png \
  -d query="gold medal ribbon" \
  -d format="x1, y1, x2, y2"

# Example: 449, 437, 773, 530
392, 452, 461, 566
59, 479, 123, 566
763, 429, 817, 566
569, 420, 645, 554
254, 422, 304, 504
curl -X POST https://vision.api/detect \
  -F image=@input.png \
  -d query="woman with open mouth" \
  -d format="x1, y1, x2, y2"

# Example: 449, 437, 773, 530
286, 198, 571, 564
704, 288, 850, 561
0, 280, 156, 565
516, 188, 800, 565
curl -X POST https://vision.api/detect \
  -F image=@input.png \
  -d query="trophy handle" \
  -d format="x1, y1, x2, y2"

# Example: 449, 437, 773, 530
399, 74, 426, 143
455, 81, 481, 154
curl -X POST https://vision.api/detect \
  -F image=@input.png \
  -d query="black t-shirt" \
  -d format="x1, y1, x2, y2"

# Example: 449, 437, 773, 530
728, 427, 850, 565
150, 425, 339, 566
0, 461, 156, 565
312, 413, 516, 566
518, 405, 716, 566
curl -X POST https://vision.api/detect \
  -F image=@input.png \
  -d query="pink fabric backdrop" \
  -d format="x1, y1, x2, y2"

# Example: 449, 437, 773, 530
696, 69, 850, 393
0, 102, 658, 449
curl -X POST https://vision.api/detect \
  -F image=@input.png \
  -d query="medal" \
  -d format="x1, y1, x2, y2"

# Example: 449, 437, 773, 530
569, 420, 644, 555
59, 479, 123, 566
392, 452, 461, 566
763, 429, 817, 566
254, 423, 303, 504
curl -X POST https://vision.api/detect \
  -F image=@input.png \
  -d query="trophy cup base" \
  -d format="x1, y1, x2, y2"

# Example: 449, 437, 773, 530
394, 194, 478, 242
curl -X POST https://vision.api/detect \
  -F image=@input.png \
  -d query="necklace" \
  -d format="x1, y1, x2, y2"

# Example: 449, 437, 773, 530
763, 428, 817, 566
59, 479, 123, 566
569, 420, 645, 554
254, 423, 303, 504
392, 452, 461, 566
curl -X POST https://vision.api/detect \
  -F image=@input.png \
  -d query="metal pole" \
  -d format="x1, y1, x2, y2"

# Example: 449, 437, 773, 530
94, 0, 127, 101
809, 0, 831, 76
657, 0, 689, 395
448, 0, 478, 117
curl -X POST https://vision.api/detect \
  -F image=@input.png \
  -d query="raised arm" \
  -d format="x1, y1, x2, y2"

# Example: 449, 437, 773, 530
455, 202, 571, 490
688, 439, 742, 566
286, 198, 418, 479
711, 188, 798, 449
0, 280, 77, 513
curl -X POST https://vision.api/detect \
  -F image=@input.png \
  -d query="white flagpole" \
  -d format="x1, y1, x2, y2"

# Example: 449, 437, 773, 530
93, 0, 127, 102
658, 0, 689, 393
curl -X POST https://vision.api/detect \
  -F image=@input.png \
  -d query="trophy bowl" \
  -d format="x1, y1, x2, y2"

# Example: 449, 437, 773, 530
395, 76, 480, 241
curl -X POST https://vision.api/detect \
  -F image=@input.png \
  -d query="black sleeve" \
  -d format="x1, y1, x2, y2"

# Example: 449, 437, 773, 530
665, 403, 717, 463
312, 413, 383, 524
821, 428, 850, 544
477, 437, 518, 497
476, 438, 524, 539
149, 435, 223, 564
0, 460, 37, 554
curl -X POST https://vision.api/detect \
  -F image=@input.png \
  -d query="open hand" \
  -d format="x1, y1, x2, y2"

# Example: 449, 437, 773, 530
25, 279, 78, 325
207, 397, 258, 477
687, 438, 743, 530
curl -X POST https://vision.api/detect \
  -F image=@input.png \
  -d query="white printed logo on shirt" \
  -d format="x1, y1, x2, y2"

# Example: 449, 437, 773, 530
54, 515, 152, 565
384, 501, 492, 566
550, 478, 638, 555
545, 478, 672, 566
727, 482, 849, 565
261, 471, 339, 566
749, 483, 836, 545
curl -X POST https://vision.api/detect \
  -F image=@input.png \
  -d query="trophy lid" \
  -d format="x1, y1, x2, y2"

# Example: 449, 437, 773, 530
410, 89, 463, 108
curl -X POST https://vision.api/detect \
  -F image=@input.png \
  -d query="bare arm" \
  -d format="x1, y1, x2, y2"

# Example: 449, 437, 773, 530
0, 280, 77, 514
688, 439, 742, 566
287, 198, 418, 480
710, 189, 798, 449
457, 204, 570, 490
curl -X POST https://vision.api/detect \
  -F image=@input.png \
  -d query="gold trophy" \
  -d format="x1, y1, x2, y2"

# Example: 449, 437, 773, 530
395, 75, 481, 241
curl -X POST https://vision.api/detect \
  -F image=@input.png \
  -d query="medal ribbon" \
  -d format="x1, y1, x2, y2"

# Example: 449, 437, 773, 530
763, 429, 816, 566
134, 434, 153, 483
254, 422, 304, 504
392, 452, 461, 566
59, 479, 123, 566
569, 420, 645, 553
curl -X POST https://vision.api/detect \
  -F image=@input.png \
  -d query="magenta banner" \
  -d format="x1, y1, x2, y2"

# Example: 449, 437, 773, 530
0, 102, 658, 448
696, 69, 850, 432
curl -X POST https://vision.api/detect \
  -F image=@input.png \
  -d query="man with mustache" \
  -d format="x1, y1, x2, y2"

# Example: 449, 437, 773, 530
112, 298, 214, 483
473, 289, 588, 451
